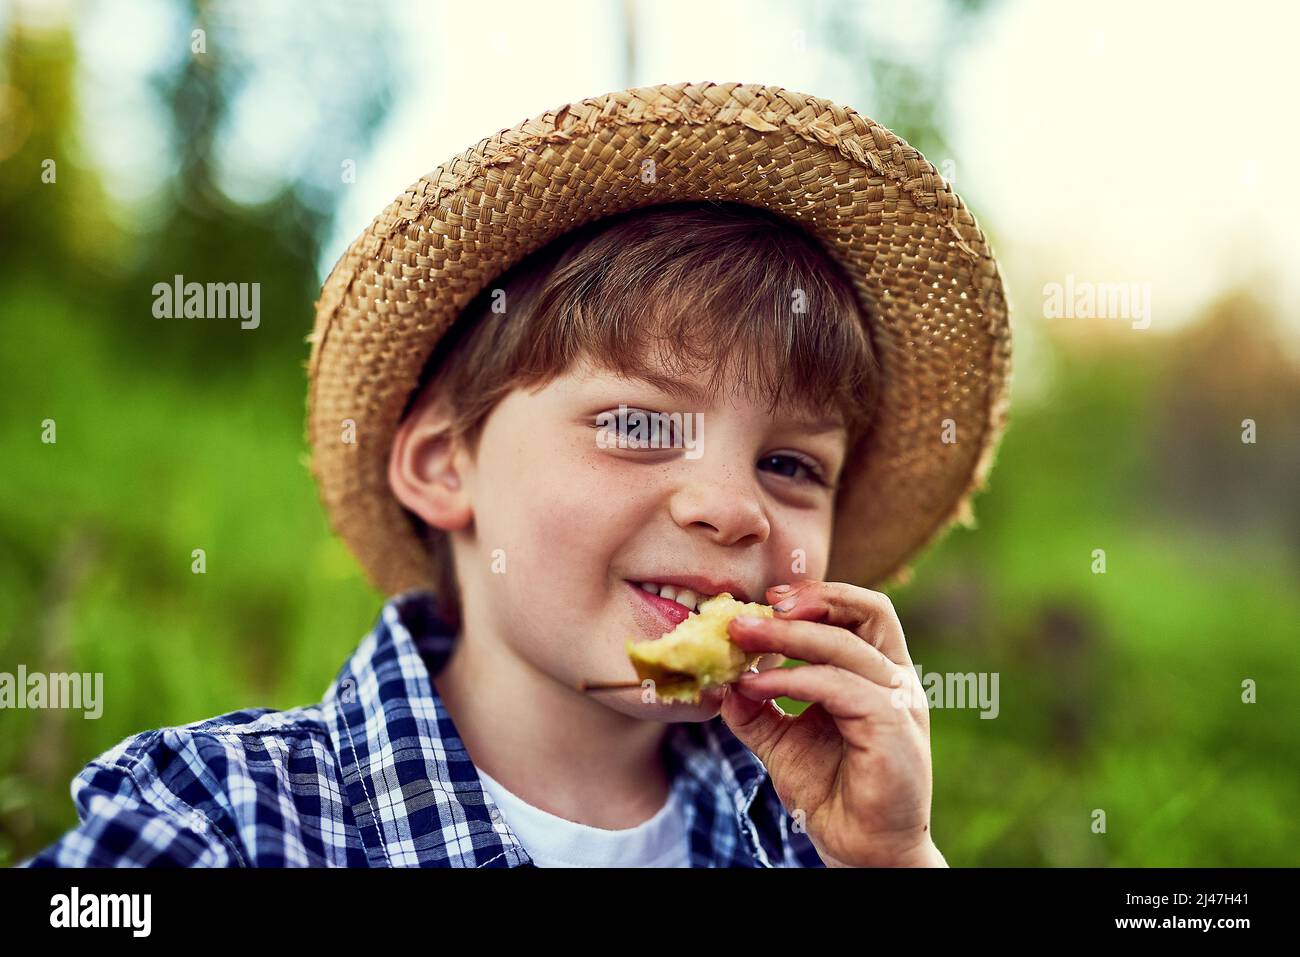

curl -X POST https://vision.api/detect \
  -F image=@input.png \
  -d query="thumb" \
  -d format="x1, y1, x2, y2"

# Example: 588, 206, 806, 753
719, 682, 790, 768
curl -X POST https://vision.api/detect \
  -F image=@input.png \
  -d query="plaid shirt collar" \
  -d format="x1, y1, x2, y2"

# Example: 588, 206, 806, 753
324, 589, 810, 868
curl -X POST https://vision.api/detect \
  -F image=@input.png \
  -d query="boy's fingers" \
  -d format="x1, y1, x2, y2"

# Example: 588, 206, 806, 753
734, 664, 892, 729
767, 580, 912, 667
730, 617, 899, 688
720, 684, 794, 770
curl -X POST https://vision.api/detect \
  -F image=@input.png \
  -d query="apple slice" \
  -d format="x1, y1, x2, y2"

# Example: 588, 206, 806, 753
625, 593, 775, 704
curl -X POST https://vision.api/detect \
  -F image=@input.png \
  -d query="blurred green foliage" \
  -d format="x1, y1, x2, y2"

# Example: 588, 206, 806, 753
2, 2, 1297, 867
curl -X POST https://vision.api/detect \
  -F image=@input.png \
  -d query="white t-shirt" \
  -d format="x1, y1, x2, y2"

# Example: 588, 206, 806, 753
476, 767, 690, 867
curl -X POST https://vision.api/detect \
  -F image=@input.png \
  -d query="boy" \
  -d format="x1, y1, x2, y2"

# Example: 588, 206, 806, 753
23, 81, 1009, 868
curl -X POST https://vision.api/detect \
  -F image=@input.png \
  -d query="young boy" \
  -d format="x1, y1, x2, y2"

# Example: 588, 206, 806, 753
23, 81, 1009, 868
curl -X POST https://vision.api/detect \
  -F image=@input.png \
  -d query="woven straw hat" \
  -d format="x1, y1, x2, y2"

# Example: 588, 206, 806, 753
305, 80, 1011, 600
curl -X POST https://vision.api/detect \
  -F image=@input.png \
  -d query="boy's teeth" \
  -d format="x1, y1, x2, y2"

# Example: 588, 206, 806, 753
636, 581, 710, 613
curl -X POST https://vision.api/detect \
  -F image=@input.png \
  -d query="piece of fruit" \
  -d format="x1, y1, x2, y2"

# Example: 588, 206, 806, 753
625, 593, 775, 704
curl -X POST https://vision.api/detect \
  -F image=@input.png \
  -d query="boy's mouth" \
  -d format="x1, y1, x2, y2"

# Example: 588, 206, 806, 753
629, 580, 716, 614
624, 576, 755, 635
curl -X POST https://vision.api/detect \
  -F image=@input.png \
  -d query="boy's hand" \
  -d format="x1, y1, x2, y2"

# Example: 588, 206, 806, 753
720, 580, 946, 868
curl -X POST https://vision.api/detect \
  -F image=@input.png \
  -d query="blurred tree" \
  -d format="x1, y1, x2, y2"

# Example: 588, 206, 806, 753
818, 0, 997, 160
1152, 288, 1300, 556
0, 21, 115, 278
105, 0, 395, 375
1, 0, 396, 379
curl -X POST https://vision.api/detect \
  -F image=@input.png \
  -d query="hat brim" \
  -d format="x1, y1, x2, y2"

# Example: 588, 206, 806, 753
306, 81, 1011, 598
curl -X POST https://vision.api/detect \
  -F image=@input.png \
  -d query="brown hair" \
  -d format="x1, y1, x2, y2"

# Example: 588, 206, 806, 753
397, 200, 880, 629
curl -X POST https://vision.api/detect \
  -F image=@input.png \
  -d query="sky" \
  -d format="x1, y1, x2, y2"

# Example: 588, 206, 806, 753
950, 0, 1300, 340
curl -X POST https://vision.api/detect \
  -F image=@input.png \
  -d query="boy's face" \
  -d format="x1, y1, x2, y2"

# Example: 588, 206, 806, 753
392, 352, 849, 722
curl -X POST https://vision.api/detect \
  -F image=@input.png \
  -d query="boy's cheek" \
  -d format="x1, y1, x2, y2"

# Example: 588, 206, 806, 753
767, 525, 832, 584
480, 494, 620, 627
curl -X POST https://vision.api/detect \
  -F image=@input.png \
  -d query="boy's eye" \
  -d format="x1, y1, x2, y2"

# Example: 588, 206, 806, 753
593, 410, 830, 488
758, 453, 830, 488
592, 407, 679, 444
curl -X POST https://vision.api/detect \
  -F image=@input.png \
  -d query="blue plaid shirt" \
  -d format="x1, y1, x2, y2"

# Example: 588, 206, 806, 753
22, 590, 825, 867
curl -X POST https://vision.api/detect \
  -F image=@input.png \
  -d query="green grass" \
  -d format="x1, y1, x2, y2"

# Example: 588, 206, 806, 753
0, 279, 380, 865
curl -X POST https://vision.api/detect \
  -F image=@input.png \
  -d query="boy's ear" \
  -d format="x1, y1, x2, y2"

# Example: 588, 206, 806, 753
388, 398, 472, 533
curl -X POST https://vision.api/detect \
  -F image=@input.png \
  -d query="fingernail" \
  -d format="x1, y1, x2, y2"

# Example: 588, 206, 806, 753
770, 584, 791, 594
774, 596, 797, 612
734, 615, 765, 627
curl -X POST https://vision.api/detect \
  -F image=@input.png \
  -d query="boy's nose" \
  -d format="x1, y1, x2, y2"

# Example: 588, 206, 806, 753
667, 478, 770, 549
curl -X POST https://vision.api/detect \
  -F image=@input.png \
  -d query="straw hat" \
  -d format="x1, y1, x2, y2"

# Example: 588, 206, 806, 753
305, 81, 1011, 600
